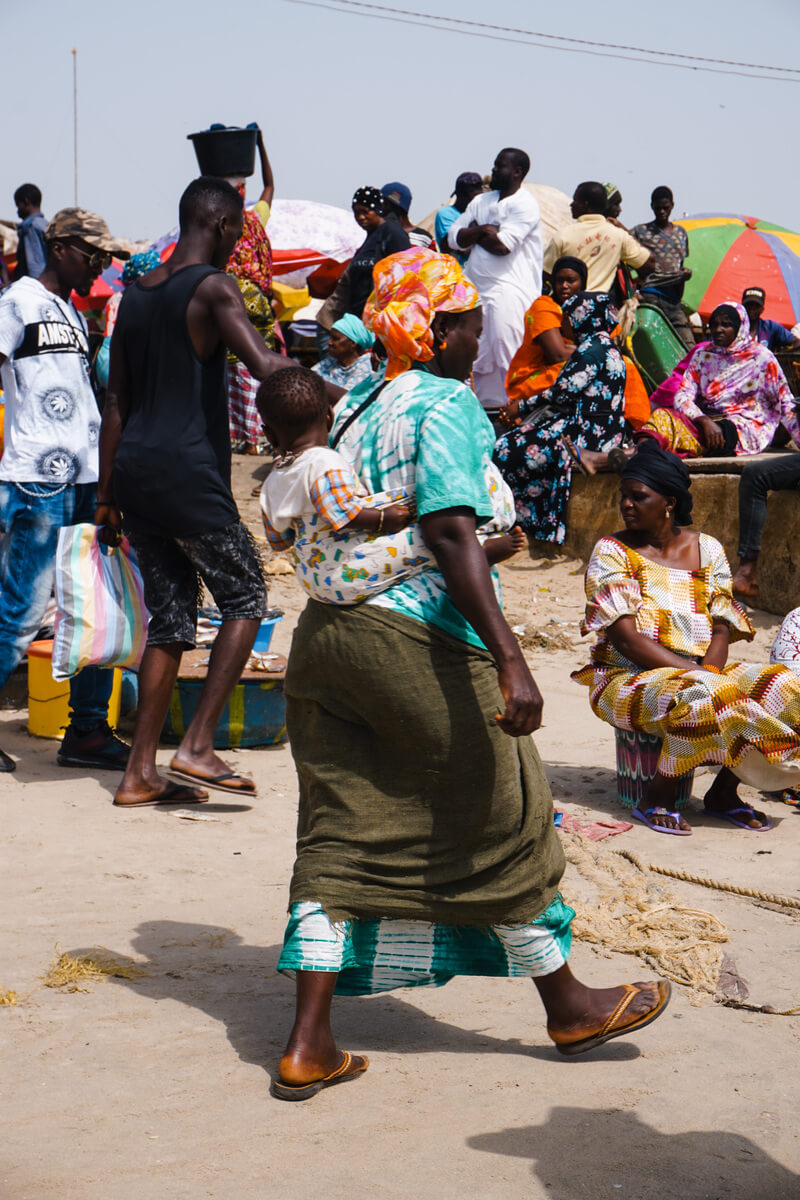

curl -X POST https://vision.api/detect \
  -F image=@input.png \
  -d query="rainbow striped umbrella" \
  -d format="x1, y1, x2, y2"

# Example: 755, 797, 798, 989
676, 214, 800, 327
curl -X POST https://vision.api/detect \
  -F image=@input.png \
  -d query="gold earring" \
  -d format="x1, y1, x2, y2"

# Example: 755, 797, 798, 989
440, 339, 448, 350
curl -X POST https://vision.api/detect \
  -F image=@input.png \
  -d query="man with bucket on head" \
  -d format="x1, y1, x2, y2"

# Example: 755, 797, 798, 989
97, 177, 343, 807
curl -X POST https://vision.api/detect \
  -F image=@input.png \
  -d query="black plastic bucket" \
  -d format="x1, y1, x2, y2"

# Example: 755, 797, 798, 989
187, 127, 257, 178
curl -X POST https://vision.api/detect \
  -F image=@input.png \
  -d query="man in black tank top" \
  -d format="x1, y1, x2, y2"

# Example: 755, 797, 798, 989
96, 177, 334, 807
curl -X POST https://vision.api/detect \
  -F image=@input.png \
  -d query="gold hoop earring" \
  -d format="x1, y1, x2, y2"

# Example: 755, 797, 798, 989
439, 339, 448, 350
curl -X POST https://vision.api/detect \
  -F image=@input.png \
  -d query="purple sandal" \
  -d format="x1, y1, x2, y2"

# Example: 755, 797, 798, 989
632, 806, 692, 835
704, 805, 773, 832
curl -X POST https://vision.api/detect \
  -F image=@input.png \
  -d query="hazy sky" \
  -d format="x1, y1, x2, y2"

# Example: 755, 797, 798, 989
3, 0, 798, 242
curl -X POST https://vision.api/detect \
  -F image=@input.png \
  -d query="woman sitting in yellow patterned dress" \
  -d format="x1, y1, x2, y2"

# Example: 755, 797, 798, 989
572, 441, 800, 834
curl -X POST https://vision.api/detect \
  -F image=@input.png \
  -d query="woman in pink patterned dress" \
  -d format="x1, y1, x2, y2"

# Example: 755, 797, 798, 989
636, 302, 798, 458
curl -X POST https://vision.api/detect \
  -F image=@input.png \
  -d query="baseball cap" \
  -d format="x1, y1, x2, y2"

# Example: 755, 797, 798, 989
455, 171, 482, 192
45, 208, 131, 259
742, 287, 766, 305
381, 182, 412, 213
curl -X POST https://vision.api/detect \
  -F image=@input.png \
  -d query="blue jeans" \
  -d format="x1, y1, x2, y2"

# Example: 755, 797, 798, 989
0, 481, 113, 729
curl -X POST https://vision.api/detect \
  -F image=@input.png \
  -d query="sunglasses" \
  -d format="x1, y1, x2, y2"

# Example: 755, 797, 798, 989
68, 243, 112, 272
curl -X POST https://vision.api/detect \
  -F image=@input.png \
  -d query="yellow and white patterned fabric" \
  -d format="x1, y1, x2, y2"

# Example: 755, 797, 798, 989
572, 534, 800, 780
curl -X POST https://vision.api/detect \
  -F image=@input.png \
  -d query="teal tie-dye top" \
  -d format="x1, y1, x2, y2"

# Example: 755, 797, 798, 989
330, 369, 498, 648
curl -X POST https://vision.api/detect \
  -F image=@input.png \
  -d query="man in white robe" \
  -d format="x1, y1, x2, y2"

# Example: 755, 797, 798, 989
448, 148, 542, 410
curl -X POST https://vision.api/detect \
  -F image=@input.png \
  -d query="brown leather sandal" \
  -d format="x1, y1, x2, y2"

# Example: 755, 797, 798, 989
549, 981, 671, 1055
272, 1051, 369, 1101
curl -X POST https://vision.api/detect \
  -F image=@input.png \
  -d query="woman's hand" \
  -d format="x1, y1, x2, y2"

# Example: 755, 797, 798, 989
700, 620, 729, 671
381, 503, 413, 533
608, 615, 696, 671
421, 509, 545, 737
94, 502, 123, 546
496, 657, 543, 734
498, 398, 523, 427
697, 414, 725, 450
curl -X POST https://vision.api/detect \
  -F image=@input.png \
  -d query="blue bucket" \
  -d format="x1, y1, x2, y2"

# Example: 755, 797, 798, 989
253, 615, 281, 653
205, 610, 282, 653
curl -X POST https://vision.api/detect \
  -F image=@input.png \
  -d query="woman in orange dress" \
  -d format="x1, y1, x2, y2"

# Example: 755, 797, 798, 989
502, 256, 587, 420
501, 255, 650, 433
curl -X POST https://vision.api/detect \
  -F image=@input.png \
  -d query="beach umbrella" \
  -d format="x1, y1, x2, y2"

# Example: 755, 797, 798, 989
149, 199, 361, 295
677, 214, 800, 326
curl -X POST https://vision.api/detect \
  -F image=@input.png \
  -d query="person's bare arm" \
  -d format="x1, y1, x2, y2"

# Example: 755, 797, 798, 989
94, 325, 129, 534
421, 509, 542, 734
537, 327, 573, 365
476, 226, 511, 256
632, 251, 655, 279
607, 614, 698, 670
198, 273, 345, 403
256, 130, 274, 209
197, 272, 284, 378
345, 503, 411, 533
455, 223, 498, 251
700, 621, 729, 670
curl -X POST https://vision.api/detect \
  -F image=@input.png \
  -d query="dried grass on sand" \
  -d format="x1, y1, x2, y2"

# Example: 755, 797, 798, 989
43, 947, 149, 993
561, 831, 728, 1004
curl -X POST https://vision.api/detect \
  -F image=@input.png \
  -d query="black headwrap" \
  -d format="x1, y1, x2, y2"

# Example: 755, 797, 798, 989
352, 186, 384, 213
621, 439, 694, 525
551, 255, 588, 289
562, 290, 618, 339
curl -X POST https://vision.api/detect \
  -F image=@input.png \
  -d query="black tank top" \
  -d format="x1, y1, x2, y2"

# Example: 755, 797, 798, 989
113, 264, 239, 538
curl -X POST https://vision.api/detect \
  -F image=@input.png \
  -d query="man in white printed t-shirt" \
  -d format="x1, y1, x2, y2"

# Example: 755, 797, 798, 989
448, 148, 542, 410
0, 208, 131, 773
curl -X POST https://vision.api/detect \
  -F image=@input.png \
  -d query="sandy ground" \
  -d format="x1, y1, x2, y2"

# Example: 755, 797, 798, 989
2, 455, 799, 1200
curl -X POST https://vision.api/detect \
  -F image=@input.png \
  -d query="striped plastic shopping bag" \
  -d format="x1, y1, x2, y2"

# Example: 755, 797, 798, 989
52, 523, 149, 681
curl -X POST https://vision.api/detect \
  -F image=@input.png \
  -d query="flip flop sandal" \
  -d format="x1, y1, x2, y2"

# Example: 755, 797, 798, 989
550, 980, 671, 1056
632, 806, 692, 835
271, 1052, 369, 1102
561, 435, 589, 476
113, 783, 208, 807
168, 763, 257, 796
704, 805, 773, 831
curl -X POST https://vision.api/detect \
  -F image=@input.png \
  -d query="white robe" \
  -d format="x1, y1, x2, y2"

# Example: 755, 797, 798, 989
448, 189, 543, 408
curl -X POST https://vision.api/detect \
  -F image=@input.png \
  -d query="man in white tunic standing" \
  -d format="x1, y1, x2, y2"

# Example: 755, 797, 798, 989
447, 148, 542, 411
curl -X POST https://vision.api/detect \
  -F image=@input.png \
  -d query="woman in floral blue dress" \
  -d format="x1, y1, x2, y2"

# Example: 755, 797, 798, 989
494, 291, 626, 544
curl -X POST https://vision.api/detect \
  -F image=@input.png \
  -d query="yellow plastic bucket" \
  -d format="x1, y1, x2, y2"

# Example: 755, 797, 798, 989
26, 640, 122, 739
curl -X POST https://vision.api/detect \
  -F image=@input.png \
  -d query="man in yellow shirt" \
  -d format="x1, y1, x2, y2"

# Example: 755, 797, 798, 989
544, 181, 652, 292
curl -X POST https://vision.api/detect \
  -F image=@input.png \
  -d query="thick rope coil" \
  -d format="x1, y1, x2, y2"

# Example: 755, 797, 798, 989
561, 832, 800, 1012
614, 849, 800, 911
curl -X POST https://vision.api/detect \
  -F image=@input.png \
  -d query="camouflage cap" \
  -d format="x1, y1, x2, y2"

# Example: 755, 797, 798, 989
45, 208, 131, 259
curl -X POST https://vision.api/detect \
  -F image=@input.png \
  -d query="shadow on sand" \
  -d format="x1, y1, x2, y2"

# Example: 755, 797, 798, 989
97, 920, 642, 1077
543, 760, 788, 831
467, 1107, 799, 1200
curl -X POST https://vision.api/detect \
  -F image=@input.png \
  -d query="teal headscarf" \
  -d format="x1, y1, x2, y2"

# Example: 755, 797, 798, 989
122, 247, 161, 284
332, 313, 375, 350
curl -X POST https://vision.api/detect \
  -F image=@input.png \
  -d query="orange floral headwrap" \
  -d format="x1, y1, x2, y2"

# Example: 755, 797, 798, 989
363, 247, 480, 379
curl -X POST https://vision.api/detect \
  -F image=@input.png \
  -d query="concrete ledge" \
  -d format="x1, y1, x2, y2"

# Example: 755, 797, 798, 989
560, 457, 799, 616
